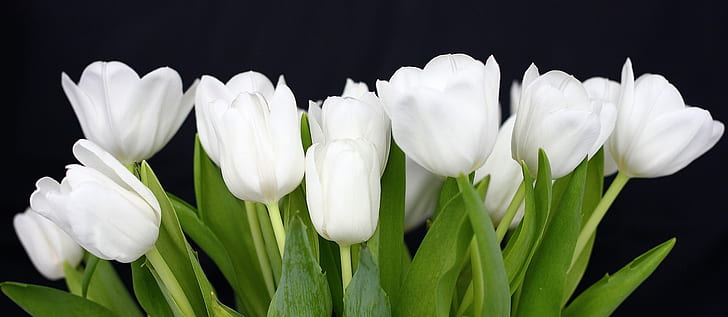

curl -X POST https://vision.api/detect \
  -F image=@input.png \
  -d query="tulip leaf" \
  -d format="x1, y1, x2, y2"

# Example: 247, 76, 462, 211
300, 112, 313, 151
267, 215, 332, 317
65, 259, 143, 317
396, 188, 472, 317
371, 141, 406, 303
80, 255, 100, 298
563, 238, 676, 317
186, 245, 242, 317
344, 247, 391, 317
256, 202, 283, 284
282, 185, 319, 259
502, 150, 552, 295
193, 135, 272, 316
319, 237, 344, 316
131, 258, 174, 317
1, 282, 118, 317
434, 178, 459, 220
515, 157, 587, 317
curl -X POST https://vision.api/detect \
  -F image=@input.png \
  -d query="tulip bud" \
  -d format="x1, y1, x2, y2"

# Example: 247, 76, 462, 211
512, 64, 616, 179
403, 157, 445, 231
377, 53, 501, 177
475, 116, 524, 227
583, 77, 621, 175
207, 76, 305, 204
195, 71, 275, 165
305, 138, 381, 246
605, 59, 724, 178
61, 61, 197, 164
308, 80, 391, 173
13, 208, 84, 280
29, 140, 161, 263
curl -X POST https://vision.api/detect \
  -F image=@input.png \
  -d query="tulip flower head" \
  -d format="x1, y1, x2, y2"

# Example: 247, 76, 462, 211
29, 139, 161, 263
13, 207, 84, 280
583, 77, 621, 176
403, 156, 445, 231
377, 53, 501, 177
606, 59, 724, 178
62, 61, 197, 164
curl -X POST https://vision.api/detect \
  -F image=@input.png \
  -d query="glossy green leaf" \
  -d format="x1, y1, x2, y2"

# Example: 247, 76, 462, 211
268, 216, 332, 317
456, 175, 510, 317
187, 245, 241, 317
2, 282, 117, 317
319, 238, 343, 316
131, 258, 174, 317
396, 189, 472, 317
515, 157, 588, 317
564, 238, 676, 317
433, 178, 459, 220
283, 185, 318, 258
344, 247, 391, 317
65, 259, 143, 317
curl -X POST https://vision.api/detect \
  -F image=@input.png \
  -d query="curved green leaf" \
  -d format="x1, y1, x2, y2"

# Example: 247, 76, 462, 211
2, 282, 117, 317
344, 247, 391, 317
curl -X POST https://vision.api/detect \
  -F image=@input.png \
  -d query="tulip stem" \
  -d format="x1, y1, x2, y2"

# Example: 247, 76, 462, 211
339, 244, 353, 294
245, 201, 276, 296
496, 182, 526, 243
571, 172, 630, 267
266, 201, 286, 257
145, 246, 195, 317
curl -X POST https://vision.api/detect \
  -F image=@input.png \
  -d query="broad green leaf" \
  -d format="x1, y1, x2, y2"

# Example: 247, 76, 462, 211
193, 136, 272, 316
502, 150, 552, 294
344, 247, 391, 317
515, 157, 588, 317
371, 141, 406, 303
282, 185, 319, 258
456, 175, 510, 317
268, 216, 332, 317
433, 178, 459, 220
2, 282, 117, 317
396, 190, 472, 317
563, 238, 676, 317
475, 175, 490, 200
319, 238, 344, 316
563, 149, 604, 305
187, 245, 241, 317
65, 259, 143, 317
131, 258, 174, 317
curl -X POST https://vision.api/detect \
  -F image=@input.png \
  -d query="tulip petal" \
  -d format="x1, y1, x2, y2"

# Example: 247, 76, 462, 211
307, 100, 325, 145
227, 71, 275, 101
268, 81, 305, 200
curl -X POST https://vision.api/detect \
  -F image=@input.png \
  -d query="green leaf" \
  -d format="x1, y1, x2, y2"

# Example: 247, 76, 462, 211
193, 135, 272, 316
256, 202, 283, 284
81, 255, 100, 298
396, 188, 472, 317
283, 185, 319, 259
371, 141, 406, 303
563, 238, 676, 317
131, 258, 175, 317
65, 259, 143, 317
2, 282, 118, 317
267, 216, 332, 317
515, 157, 588, 317
456, 175, 510, 317
319, 238, 344, 316
344, 247, 391, 317
187, 245, 241, 317
502, 150, 552, 294
433, 178, 459, 221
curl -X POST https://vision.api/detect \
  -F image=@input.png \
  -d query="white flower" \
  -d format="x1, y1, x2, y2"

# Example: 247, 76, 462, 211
13, 207, 84, 280
606, 59, 724, 178
377, 53, 501, 177
29, 140, 161, 263
511, 64, 617, 179
583, 77, 621, 176
403, 157, 445, 231
305, 138, 381, 246
208, 76, 305, 204
308, 79, 391, 173
61, 61, 197, 164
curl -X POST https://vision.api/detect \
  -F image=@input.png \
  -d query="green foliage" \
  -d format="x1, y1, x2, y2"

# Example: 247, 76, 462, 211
64, 259, 143, 317
344, 247, 391, 317
2, 282, 117, 317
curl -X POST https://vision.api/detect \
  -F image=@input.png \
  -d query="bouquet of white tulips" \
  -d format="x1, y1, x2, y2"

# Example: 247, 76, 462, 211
4, 54, 723, 317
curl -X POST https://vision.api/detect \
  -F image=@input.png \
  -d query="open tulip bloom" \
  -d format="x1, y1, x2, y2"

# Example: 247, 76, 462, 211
5, 55, 722, 317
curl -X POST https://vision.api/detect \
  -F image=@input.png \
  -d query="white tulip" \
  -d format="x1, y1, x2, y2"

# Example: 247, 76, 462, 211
209, 76, 304, 204
195, 71, 275, 164
606, 59, 724, 178
61, 61, 197, 164
13, 207, 84, 280
308, 79, 391, 173
512, 64, 616, 179
376, 53, 501, 177
305, 138, 381, 246
583, 77, 621, 176
29, 139, 161, 263
403, 157, 445, 231
475, 116, 524, 227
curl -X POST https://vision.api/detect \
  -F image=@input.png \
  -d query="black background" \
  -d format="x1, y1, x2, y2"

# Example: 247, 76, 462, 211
5, 0, 727, 316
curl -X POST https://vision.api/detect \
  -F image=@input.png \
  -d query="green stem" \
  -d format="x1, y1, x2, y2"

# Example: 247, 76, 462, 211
145, 246, 195, 317
469, 239, 484, 317
495, 182, 526, 243
340, 244, 352, 294
266, 201, 286, 257
245, 201, 276, 296
571, 172, 630, 267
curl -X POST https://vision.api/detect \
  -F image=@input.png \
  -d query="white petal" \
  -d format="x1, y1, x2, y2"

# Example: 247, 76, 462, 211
226, 71, 275, 100
268, 81, 305, 200
342, 78, 369, 98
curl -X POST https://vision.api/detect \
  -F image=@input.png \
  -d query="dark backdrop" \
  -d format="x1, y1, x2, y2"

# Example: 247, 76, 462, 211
5, 0, 727, 316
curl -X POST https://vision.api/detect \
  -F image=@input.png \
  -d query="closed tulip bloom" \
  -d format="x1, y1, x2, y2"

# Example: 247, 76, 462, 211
29, 140, 161, 263
308, 80, 391, 173
13, 208, 84, 280
195, 71, 275, 164
377, 53, 501, 177
606, 59, 724, 178
403, 156, 445, 231
512, 64, 617, 179
61, 61, 197, 164
210, 77, 304, 204
583, 77, 621, 176
306, 138, 381, 246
